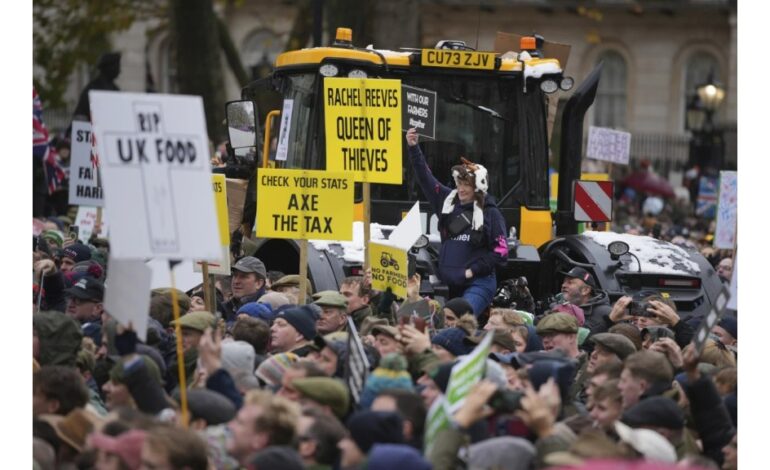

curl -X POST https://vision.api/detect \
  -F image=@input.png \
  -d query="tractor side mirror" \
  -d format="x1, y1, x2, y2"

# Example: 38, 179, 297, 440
226, 100, 258, 149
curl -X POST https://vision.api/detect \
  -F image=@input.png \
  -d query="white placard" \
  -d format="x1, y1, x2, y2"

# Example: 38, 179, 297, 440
714, 171, 737, 249
275, 99, 294, 161
105, 258, 152, 342
74, 206, 109, 243
727, 256, 737, 310
387, 202, 423, 250
69, 121, 104, 207
89, 91, 220, 260
147, 259, 202, 293
586, 126, 631, 165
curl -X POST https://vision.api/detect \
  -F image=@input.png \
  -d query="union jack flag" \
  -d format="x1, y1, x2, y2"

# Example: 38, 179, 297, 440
33, 88, 65, 194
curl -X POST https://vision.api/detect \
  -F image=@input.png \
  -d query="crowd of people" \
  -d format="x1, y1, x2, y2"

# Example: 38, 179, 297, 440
32, 208, 737, 470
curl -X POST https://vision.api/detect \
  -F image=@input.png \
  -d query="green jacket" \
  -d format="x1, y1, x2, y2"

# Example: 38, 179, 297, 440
350, 304, 373, 330
33, 311, 83, 367
427, 426, 468, 470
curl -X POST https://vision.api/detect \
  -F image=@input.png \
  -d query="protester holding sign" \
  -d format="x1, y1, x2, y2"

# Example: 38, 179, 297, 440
405, 128, 508, 316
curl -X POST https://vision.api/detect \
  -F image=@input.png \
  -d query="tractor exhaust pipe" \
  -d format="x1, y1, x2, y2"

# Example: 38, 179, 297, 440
554, 62, 603, 236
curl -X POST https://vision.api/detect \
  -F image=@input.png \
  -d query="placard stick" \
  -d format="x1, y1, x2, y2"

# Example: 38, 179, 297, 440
363, 183, 371, 272
95, 207, 103, 236
299, 240, 308, 304
201, 262, 214, 313
168, 267, 190, 428
36, 274, 45, 313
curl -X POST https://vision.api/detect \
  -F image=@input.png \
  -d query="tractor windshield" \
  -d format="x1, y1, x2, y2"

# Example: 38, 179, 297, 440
272, 71, 523, 206
376, 75, 521, 205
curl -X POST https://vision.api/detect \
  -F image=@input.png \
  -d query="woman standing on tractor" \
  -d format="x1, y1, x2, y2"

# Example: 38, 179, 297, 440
405, 127, 508, 316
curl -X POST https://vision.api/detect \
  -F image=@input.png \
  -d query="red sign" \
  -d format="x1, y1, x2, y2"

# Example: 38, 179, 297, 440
573, 180, 613, 222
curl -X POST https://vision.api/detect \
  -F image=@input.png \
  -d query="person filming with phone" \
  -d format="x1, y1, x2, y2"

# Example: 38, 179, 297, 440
607, 292, 694, 349
405, 128, 508, 317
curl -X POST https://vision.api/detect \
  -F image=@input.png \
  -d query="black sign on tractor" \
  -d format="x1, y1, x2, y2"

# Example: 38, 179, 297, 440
401, 85, 437, 140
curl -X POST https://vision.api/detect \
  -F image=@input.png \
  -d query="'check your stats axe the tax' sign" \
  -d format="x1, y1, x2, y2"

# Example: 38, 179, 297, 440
324, 77, 402, 184
256, 168, 354, 241
89, 91, 220, 260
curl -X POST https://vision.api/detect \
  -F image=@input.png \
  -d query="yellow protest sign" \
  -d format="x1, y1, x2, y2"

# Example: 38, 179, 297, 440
194, 174, 231, 275
369, 242, 408, 298
324, 77, 402, 184
256, 168, 353, 241
213, 174, 230, 245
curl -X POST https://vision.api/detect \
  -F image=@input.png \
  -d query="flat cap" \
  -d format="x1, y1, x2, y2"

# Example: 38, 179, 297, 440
465, 330, 518, 353
371, 324, 400, 339
313, 291, 348, 309
182, 389, 236, 425
536, 313, 578, 335
292, 377, 350, 419
589, 333, 637, 359
171, 310, 216, 333
271, 275, 313, 296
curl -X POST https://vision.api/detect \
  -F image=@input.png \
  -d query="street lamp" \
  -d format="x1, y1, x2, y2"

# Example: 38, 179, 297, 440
686, 70, 725, 177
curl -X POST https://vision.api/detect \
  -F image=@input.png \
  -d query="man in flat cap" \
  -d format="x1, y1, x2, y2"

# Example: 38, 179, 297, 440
572, 332, 637, 404
559, 267, 612, 334
314, 292, 349, 335
536, 313, 581, 359
271, 274, 313, 304
223, 256, 268, 322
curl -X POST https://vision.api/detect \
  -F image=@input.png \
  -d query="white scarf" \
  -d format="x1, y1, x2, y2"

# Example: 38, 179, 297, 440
442, 190, 484, 230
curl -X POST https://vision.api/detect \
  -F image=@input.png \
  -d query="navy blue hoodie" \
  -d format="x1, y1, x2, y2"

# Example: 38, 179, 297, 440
408, 145, 508, 289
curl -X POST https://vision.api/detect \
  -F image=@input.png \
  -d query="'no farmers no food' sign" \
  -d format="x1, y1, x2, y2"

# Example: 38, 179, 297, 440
89, 91, 220, 260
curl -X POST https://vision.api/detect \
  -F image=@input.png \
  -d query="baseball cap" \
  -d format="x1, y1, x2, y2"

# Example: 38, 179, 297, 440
64, 277, 104, 301
561, 267, 596, 289
232, 256, 267, 279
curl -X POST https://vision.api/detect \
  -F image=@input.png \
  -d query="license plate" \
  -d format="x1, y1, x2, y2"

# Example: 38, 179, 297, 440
421, 49, 496, 70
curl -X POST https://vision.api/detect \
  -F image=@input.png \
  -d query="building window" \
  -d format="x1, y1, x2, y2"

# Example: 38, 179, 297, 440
241, 29, 283, 80
593, 50, 627, 129
683, 51, 721, 126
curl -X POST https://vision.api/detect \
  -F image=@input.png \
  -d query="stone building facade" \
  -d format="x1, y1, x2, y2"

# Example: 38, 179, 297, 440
46, 0, 737, 172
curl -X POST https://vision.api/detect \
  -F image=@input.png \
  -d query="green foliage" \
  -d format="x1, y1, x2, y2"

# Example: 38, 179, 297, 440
33, 0, 166, 108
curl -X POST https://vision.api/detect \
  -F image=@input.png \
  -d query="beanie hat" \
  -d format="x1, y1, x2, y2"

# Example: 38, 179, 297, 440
88, 430, 145, 470
221, 340, 257, 377
255, 352, 298, 386
367, 444, 432, 470
62, 243, 92, 263
109, 355, 162, 385
237, 302, 276, 323
443, 298, 474, 317
41, 230, 65, 248
718, 316, 737, 340
249, 446, 304, 470
292, 377, 350, 419
431, 327, 473, 357
360, 353, 414, 408
621, 396, 684, 430
551, 303, 586, 327
71, 260, 105, 282
346, 411, 404, 453
428, 361, 456, 394
276, 305, 317, 340
258, 292, 292, 311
